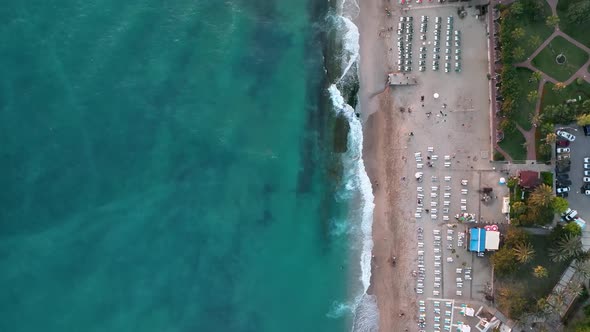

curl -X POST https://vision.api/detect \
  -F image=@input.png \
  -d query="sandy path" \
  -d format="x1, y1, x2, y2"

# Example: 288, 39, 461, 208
356, 1, 416, 331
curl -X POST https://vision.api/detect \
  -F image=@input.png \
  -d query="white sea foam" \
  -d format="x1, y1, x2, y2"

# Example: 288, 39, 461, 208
328, 84, 378, 332
337, 16, 360, 83
326, 1, 379, 329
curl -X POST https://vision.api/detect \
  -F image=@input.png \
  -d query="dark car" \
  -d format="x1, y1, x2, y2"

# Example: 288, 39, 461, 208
556, 173, 569, 180
556, 166, 571, 173
557, 192, 569, 198
557, 140, 570, 147
557, 180, 572, 186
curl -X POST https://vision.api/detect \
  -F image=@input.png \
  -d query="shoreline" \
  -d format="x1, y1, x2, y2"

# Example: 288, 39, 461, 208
356, 0, 416, 331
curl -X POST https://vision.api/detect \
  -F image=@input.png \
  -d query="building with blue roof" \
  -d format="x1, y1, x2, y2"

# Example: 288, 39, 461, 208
469, 228, 486, 252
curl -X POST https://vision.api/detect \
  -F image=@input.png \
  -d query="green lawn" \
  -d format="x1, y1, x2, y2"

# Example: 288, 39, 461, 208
512, 67, 538, 130
557, 0, 590, 47
499, 129, 527, 161
540, 80, 590, 109
496, 235, 571, 302
532, 36, 589, 82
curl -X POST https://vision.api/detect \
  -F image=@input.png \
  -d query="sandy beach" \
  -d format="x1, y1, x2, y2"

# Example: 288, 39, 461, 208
357, 1, 416, 331
356, 1, 498, 330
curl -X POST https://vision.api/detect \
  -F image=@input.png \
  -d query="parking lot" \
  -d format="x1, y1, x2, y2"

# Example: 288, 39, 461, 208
556, 129, 590, 220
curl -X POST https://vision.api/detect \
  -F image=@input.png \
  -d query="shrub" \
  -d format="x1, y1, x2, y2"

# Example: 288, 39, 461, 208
540, 171, 553, 186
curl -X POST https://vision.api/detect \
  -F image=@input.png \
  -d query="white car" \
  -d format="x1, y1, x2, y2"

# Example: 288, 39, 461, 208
584, 157, 590, 163
584, 177, 590, 183
585, 190, 590, 196
557, 130, 576, 142
585, 164, 590, 170
556, 147, 570, 153
584, 170, 590, 176
557, 187, 571, 193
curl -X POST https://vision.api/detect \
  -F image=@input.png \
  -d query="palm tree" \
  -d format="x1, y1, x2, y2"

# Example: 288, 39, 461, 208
528, 184, 554, 208
511, 27, 525, 40
529, 36, 543, 50
549, 233, 583, 262
527, 90, 539, 103
533, 265, 548, 278
512, 201, 527, 215
512, 46, 525, 60
514, 242, 535, 263
564, 281, 583, 297
575, 259, 590, 278
538, 143, 551, 157
550, 288, 566, 308
530, 113, 543, 127
544, 133, 557, 144
546, 15, 560, 28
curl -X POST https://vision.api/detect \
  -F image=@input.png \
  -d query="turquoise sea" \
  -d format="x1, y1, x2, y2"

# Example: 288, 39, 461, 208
0, 1, 376, 331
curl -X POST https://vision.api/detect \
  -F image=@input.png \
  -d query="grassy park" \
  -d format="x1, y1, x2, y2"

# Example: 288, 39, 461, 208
499, 0, 554, 58
557, 0, 590, 47
499, 129, 527, 161
532, 36, 589, 82
541, 80, 590, 110
512, 68, 538, 131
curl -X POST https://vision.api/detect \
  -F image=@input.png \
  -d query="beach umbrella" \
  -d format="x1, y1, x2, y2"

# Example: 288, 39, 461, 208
433, 93, 439, 99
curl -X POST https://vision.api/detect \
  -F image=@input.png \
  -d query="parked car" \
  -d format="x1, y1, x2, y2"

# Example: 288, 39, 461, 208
557, 187, 571, 193
556, 130, 576, 142
557, 172, 569, 179
584, 170, 590, 176
584, 157, 590, 163
558, 180, 572, 186
557, 192, 569, 198
557, 140, 570, 147
585, 164, 590, 170
556, 147, 570, 153
584, 177, 590, 183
